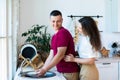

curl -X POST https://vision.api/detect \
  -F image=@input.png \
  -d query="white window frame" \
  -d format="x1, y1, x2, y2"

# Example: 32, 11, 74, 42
0, 0, 19, 80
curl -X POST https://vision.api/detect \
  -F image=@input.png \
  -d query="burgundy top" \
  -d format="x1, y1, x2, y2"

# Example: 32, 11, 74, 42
51, 27, 79, 73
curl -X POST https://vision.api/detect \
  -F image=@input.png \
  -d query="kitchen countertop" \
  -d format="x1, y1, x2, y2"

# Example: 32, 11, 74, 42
95, 57, 120, 63
14, 67, 66, 80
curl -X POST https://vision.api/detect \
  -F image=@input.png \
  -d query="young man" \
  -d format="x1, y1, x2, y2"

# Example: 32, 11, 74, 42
37, 10, 79, 80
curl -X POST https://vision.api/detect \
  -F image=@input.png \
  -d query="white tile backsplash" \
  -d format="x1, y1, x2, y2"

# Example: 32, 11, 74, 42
100, 32, 120, 57
101, 32, 120, 49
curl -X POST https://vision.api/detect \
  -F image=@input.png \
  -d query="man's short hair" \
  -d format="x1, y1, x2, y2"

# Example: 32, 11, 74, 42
50, 10, 62, 16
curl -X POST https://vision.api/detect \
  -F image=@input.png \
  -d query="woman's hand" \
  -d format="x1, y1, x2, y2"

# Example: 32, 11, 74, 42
64, 54, 75, 62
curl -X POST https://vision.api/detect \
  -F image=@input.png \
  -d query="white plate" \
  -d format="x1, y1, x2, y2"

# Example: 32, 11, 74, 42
20, 71, 56, 78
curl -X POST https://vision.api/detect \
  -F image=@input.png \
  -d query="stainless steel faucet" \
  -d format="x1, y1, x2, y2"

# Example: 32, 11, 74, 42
19, 58, 31, 74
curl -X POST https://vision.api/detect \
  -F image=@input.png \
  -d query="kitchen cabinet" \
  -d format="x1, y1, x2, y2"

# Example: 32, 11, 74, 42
119, 62, 120, 80
105, 0, 120, 32
96, 62, 119, 80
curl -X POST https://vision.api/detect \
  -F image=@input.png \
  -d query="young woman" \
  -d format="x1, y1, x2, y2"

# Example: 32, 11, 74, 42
65, 17, 102, 80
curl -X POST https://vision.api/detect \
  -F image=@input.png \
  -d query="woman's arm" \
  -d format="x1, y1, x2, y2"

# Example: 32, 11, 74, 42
65, 54, 96, 65
74, 57, 95, 64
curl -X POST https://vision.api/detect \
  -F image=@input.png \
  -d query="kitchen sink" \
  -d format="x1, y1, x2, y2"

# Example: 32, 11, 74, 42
18, 71, 56, 78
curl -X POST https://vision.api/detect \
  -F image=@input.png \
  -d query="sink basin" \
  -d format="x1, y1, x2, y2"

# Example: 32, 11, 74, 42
19, 71, 56, 78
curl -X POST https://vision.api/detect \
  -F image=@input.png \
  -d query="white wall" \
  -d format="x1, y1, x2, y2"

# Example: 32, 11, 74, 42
18, 0, 120, 54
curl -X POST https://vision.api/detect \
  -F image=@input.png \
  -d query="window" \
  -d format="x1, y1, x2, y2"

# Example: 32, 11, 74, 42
0, 0, 18, 80
0, 0, 8, 80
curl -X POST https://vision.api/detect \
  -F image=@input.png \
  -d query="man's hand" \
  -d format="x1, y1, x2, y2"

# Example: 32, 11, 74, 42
36, 68, 47, 77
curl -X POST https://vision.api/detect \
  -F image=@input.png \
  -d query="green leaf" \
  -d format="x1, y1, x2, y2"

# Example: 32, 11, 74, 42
21, 32, 28, 36
21, 24, 51, 53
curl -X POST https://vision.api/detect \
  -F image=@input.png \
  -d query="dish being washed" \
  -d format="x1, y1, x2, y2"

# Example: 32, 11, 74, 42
19, 71, 56, 78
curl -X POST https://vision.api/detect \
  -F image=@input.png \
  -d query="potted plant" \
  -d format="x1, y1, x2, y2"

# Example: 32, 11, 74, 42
21, 24, 51, 62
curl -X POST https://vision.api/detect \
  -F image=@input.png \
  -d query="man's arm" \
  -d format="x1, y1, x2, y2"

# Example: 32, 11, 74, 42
37, 47, 67, 76
43, 47, 67, 71
43, 50, 54, 68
